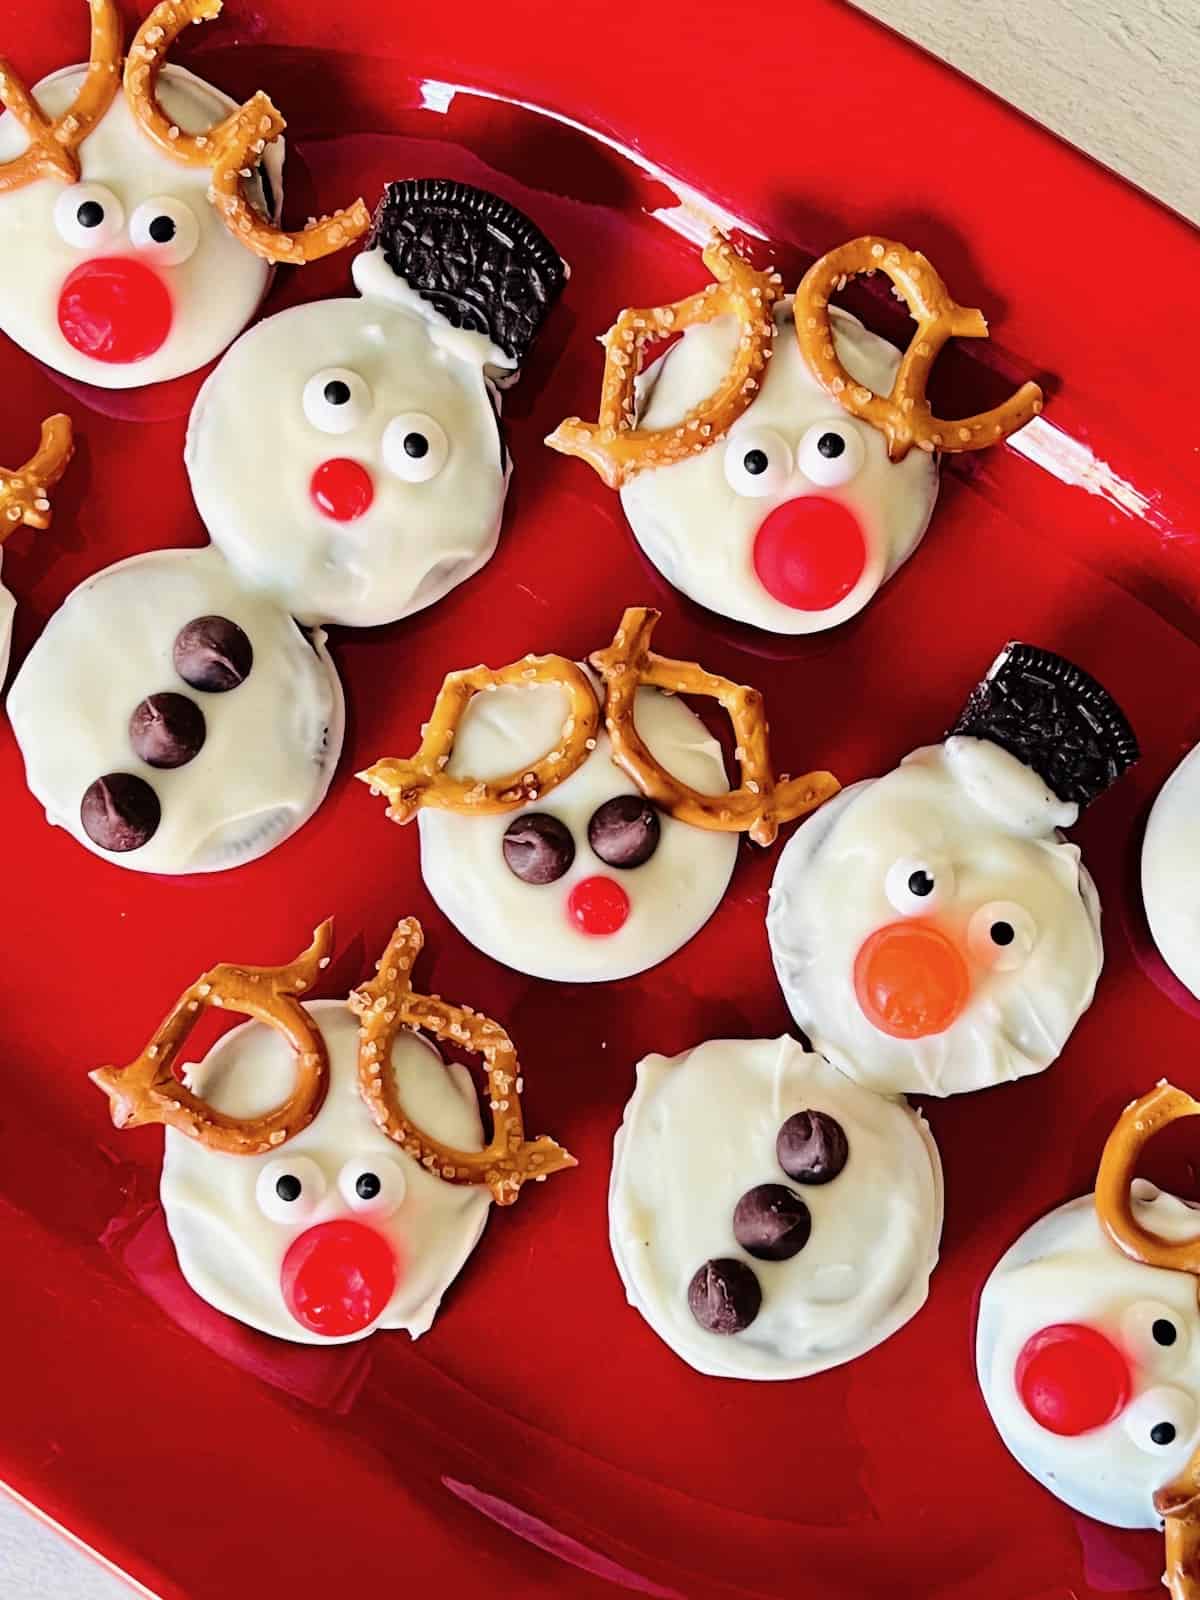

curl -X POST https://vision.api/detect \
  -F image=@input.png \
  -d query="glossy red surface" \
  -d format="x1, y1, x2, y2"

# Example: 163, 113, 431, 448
0, 2, 1198, 1598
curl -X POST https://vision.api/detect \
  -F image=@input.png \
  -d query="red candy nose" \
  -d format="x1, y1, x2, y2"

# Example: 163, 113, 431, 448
57, 257, 173, 364
752, 495, 867, 611
280, 1219, 398, 1338
568, 875, 630, 936
1016, 1323, 1131, 1436
310, 458, 374, 522
853, 920, 970, 1038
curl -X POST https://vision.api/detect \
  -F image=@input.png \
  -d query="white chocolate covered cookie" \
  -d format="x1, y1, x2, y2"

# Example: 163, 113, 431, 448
1142, 742, 1200, 1000
609, 1036, 943, 1380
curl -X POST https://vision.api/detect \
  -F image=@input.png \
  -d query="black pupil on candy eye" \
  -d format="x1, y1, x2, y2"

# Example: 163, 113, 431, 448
76, 200, 104, 229
355, 1172, 381, 1200
1154, 1318, 1178, 1346
324, 380, 351, 406
990, 921, 1015, 947
148, 214, 176, 244
742, 448, 768, 476
1152, 1422, 1177, 1446
403, 432, 429, 459
907, 869, 934, 898
275, 1174, 302, 1202
817, 432, 845, 458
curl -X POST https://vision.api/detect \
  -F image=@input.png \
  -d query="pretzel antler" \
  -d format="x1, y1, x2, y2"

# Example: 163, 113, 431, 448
0, 0, 121, 193
123, 0, 370, 264
590, 607, 839, 846
349, 919, 576, 1205
358, 654, 601, 824
90, 922, 333, 1155
546, 233, 784, 489
0, 415, 74, 539
794, 236, 1043, 462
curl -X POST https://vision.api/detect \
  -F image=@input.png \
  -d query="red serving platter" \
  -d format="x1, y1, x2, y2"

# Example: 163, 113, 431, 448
1, 2, 1198, 1596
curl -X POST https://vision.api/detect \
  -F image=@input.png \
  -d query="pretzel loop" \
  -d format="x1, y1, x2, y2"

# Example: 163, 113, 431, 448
794, 236, 1043, 462
1095, 1081, 1200, 1273
589, 607, 839, 846
89, 921, 333, 1155
0, 0, 121, 193
0, 415, 74, 539
546, 233, 784, 488
349, 920, 576, 1205
358, 654, 601, 824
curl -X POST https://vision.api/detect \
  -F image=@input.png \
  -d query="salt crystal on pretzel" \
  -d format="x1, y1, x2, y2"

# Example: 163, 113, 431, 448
794, 235, 1043, 462
0, 415, 74, 536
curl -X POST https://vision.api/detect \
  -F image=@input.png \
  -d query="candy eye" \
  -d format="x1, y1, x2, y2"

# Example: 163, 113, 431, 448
1122, 1301, 1188, 1368
54, 183, 124, 248
588, 795, 661, 869
337, 1157, 406, 1218
502, 813, 575, 885
303, 368, 372, 435
723, 427, 791, 498
255, 1156, 326, 1224
129, 197, 199, 266
1122, 1386, 1195, 1455
884, 857, 954, 916
968, 901, 1037, 972
796, 422, 865, 488
382, 413, 449, 483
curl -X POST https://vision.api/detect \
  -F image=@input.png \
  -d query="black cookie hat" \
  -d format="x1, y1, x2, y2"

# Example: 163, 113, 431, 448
949, 642, 1139, 809
366, 179, 567, 368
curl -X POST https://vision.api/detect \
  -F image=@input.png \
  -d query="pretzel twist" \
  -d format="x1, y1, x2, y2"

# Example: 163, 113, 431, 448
349, 919, 576, 1205
0, 415, 74, 538
546, 233, 784, 488
0, 0, 121, 193
1095, 1082, 1200, 1273
89, 922, 333, 1155
590, 607, 839, 846
794, 236, 1043, 462
358, 654, 601, 824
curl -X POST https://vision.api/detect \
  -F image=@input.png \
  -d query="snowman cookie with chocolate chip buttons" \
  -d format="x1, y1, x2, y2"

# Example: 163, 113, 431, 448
186, 178, 567, 628
547, 234, 1042, 635
360, 607, 839, 983
7, 544, 342, 872
90, 919, 574, 1344
768, 643, 1138, 1097
610, 1036, 943, 1379
0, 0, 367, 389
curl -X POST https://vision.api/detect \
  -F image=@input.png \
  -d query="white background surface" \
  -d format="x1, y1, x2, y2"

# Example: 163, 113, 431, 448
2, 1, 1196, 1596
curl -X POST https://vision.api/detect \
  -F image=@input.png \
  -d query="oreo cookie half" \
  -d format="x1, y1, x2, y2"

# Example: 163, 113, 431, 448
367, 179, 567, 367
949, 642, 1139, 809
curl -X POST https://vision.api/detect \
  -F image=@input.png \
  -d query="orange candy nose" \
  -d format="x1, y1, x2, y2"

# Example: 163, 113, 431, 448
853, 920, 970, 1039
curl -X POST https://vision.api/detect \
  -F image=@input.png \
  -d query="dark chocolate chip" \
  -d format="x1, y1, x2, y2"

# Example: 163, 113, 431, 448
148, 214, 176, 244
733, 1184, 812, 1261
355, 1172, 381, 1200
1152, 1422, 1177, 1446
687, 1258, 762, 1335
275, 1174, 302, 1202
80, 773, 160, 852
1154, 1318, 1178, 1347
502, 813, 575, 884
588, 795, 660, 869
173, 615, 253, 694
777, 1110, 849, 1185
128, 692, 206, 769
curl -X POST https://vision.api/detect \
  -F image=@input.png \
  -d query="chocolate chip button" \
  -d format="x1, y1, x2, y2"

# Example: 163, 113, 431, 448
733, 1184, 812, 1261
588, 795, 661, 869
502, 813, 575, 884
80, 773, 160, 852
687, 1258, 762, 1335
173, 615, 253, 693
777, 1110, 849, 1185
129, 693, 206, 769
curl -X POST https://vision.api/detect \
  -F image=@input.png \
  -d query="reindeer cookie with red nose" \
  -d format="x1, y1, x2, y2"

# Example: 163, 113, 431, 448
360, 608, 839, 983
547, 235, 1042, 635
0, 0, 368, 389
185, 179, 567, 628
768, 644, 1138, 1097
89, 919, 575, 1344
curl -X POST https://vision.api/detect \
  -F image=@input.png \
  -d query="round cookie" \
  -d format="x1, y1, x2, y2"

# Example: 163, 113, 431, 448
617, 302, 939, 634
609, 1036, 943, 1380
163, 1001, 491, 1345
418, 674, 739, 983
8, 544, 342, 873
1142, 742, 1200, 1000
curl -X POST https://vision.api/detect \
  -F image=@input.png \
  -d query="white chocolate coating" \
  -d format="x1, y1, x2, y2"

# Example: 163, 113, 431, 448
185, 247, 509, 628
768, 738, 1103, 1097
609, 1036, 943, 1379
7, 544, 342, 873
619, 302, 939, 634
418, 674, 738, 982
0, 65, 280, 388
1142, 743, 1200, 1000
0, 553, 13, 686
976, 1183, 1200, 1529
163, 1002, 491, 1344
